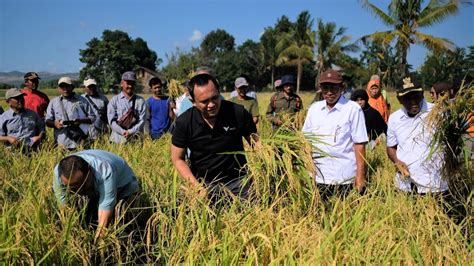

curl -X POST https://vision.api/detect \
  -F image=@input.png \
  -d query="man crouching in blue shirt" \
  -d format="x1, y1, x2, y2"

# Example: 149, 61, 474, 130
53, 149, 139, 238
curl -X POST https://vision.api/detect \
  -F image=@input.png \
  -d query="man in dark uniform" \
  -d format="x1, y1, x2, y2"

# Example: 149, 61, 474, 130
171, 72, 257, 201
266, 75, 303, 128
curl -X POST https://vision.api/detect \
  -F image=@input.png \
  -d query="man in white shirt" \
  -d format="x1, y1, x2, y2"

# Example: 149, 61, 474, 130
302, 69, 368, 202
386, 76, 448, 194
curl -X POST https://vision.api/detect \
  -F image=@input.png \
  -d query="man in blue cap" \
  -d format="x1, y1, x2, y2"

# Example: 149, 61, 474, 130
107, 71, 148, 144
265, 75, 303, 128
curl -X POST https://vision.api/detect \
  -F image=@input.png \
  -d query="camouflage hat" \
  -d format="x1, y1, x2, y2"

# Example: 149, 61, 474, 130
24, 72, 40, 80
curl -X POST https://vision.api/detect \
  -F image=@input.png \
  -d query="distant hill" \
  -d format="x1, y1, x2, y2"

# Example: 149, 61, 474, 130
0, 71, 80, 87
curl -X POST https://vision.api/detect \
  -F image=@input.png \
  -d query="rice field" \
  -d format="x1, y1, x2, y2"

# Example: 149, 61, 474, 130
0, 91, 472, 264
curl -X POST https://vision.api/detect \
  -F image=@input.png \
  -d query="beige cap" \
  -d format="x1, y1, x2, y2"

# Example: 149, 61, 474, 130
84, 78, 97, 87
58, 76, 73, 85
5, 88, 25, 100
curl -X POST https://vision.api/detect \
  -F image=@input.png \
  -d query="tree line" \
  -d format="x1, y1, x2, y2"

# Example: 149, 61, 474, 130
78, 0, 473, 93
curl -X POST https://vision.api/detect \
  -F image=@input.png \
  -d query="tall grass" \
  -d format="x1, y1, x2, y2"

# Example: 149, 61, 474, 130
0, 92, 472, 264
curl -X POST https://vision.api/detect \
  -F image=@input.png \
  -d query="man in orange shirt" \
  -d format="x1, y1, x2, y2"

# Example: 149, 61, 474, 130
21, 72, 50, 119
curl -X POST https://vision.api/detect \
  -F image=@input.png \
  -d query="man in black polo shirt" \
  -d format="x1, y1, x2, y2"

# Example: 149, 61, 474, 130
171, 72, 257, 200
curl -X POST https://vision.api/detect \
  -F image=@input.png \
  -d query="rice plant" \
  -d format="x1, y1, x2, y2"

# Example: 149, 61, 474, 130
0, 92, 472, 264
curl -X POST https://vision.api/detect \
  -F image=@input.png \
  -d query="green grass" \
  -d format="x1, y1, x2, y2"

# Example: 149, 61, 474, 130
0, 92, 471, 264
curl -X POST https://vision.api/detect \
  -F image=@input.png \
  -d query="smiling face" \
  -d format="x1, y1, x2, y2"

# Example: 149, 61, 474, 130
151, 83, 163, 97
320, 83, 344, 107
58, 83, 74, 97
192, 80, 221, 120
121, 80, 135, 97
398, 91, 424, 116
355, 97, 366, 108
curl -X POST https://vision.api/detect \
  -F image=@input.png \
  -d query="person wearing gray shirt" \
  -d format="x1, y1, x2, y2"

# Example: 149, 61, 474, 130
0, 88, 45, 150
82, 78, 109, 134
107, 71, 147, 144
45, 77, 96, 150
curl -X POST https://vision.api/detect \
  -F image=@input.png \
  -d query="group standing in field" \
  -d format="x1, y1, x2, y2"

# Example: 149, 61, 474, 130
1, 68, 471, 234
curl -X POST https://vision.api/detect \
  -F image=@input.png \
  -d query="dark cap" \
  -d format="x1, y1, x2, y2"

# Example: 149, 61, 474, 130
121, 71, 136, 81
24, 72, 40, 80
397, 76, 423, 96
319, 69, 343, 84
280, 75, 296, 86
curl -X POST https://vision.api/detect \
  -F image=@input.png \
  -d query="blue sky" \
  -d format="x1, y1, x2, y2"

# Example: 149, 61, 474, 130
0, 0, 473, 73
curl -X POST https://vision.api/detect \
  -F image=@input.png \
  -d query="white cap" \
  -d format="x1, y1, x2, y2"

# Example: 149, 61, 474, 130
84, 78, 97, 87
58, 76, 73, 85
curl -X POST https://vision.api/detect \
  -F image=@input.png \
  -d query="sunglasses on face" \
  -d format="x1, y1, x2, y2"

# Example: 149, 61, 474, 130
320, 84, 342, 92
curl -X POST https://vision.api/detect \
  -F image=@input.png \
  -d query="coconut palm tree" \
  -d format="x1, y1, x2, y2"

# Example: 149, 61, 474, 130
261, 27, 280, 90
276, 10, 316, 93
360, 0, 460, 77
314, 19, 359, 84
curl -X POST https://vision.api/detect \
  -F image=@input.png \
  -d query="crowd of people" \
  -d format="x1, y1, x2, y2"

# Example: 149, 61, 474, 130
1, 68, 471, 237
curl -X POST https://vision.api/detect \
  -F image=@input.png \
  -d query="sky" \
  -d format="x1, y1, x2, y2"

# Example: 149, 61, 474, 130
0, 0, 473, 73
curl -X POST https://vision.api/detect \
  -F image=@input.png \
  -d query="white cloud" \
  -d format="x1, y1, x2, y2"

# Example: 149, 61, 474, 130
189, 30, 202, 42
259, 30, 265, 38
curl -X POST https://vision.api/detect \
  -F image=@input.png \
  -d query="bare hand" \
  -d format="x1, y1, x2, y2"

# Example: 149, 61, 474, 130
123, 131, 130, 138
395, 160, 410, 179
30, 135, 41, 144
7, 136, 19, 145
354, 177, 365, 192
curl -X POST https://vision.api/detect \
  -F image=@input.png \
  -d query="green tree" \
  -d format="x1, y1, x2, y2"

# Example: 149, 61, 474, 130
419, 47, 467, 87
236, 40, 266, 88
260, 27, 281, 90
360, 40, 399, 88
79, 30, 159, 90
200, 29, 235, 64
160, 47, 203, 81
277, 10, 316, 93
361, 0, 460, 77
314, 19, 359, 84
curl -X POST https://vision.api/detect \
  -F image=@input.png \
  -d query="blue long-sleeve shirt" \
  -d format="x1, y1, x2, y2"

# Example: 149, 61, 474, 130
107, 92, 147, 144
53, 149, 139, 211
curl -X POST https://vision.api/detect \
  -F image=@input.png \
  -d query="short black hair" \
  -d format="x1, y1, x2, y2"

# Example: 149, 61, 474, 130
58, 155, 90, 179
350, 89, 369, 102
188, 73, 220, 99
149, 77, 162, 87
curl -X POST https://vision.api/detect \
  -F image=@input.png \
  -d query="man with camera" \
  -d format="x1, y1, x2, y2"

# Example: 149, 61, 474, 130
82, 78, 109, 134
45, 77, 96, 150
107, 71, 147, 144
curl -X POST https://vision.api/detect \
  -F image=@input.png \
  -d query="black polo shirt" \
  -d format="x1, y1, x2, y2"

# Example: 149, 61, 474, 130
172, 100, 257, 184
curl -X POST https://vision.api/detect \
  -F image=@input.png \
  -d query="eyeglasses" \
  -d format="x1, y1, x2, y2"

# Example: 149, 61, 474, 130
320, 84, 342, 93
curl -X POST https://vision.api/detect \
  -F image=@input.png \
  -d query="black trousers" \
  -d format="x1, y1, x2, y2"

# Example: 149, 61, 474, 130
316, 183, 353, 203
